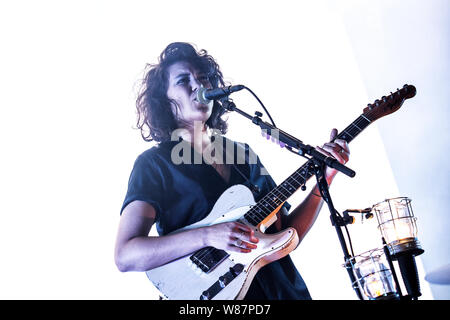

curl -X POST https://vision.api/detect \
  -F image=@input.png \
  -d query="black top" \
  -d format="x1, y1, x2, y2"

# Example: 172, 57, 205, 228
121, 136, 311, 300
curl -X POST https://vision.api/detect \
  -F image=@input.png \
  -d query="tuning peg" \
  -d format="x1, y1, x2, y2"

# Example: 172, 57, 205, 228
382, 96, 387, 102
375, 99, 380, 106
367, 103, 373, 110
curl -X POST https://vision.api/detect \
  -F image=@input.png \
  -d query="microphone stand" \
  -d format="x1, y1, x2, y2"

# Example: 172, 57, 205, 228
220, 99, 364, 299
221, 100, 355, 178
313, 162, 364, 300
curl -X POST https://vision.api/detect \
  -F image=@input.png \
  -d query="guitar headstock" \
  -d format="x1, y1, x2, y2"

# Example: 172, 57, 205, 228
363, 84, 416, 122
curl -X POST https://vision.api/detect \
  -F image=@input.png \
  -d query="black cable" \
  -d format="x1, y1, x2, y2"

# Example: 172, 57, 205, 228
243, 86, 277, 127
344, 224, 355, 258
243, 86, 301, 156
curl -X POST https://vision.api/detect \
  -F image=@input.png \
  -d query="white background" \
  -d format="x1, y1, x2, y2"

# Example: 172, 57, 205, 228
0, 0, 447, 299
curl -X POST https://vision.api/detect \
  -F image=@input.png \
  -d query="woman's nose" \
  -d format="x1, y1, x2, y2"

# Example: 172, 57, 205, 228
191, 77, 203, 92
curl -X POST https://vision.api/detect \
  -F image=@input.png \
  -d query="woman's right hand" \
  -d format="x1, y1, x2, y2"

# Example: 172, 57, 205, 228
202, 222, 259, 253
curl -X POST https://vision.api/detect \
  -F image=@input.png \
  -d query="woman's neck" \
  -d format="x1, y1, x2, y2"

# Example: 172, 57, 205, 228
175, 121, 212, 153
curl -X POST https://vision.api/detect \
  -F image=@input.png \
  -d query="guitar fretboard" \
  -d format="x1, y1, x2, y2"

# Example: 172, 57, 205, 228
243, 114, 372, 226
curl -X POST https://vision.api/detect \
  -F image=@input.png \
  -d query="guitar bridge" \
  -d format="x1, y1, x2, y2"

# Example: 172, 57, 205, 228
190, 247, 229, 273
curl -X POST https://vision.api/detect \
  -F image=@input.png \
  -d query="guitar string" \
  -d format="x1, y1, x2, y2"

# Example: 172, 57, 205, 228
191, 247, 218, 269
246, 170, 304, 222
245, 169, 306, 224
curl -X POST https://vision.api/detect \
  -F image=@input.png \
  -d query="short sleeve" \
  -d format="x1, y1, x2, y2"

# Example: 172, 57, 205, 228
120, 153, 164, 218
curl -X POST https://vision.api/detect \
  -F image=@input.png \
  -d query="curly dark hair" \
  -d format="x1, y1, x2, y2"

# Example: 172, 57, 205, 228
135, 42, 228, 142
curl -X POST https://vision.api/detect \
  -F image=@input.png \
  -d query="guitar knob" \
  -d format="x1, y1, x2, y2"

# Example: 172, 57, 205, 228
200, 290, 210, 300
219, 276, 227, 288
230, 263, 244, 277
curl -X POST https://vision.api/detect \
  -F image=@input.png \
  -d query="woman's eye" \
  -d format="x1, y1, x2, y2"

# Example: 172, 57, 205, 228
177, 78, 189, 85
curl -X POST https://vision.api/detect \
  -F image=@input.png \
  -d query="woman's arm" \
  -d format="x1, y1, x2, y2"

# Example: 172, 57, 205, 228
114, 200, 259, 272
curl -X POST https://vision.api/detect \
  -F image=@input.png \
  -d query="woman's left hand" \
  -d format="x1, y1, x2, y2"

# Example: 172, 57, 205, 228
315, 128, 350, 182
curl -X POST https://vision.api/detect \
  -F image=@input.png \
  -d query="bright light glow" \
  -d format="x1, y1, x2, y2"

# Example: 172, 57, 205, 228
352, 249, 396, 299
365, 276, 384, 298
373, 198, 418, 246
381, 221, 416, 244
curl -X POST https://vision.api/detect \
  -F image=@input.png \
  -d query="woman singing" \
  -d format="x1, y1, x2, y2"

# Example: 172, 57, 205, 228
114, 42, 350, 299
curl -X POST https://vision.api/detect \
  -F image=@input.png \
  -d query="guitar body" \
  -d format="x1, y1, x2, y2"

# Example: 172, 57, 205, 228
145, 184, 299, 300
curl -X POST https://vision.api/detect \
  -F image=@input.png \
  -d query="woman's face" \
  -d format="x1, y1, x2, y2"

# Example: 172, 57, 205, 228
166, 61, 214, 128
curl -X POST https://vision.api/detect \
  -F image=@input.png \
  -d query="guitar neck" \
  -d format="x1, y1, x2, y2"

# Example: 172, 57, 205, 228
335, 114, 372, 144
243, 114, 372, 226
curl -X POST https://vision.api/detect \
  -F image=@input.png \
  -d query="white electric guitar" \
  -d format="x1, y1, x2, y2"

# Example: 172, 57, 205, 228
145, 85, 416, 300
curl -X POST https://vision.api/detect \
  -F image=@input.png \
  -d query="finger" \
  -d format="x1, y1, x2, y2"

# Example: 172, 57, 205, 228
234, 222, 259, 243
315, 146, 333, 158
321, 144, 347, 164
226, 243, 251, 253
319, 144, 342, 157
235, 236, 258, 249
230, 236, 257, 253
323, 143, 343, 154
323, 143, 348, 159
232, 229, 259, 246
330, 128, 338, 142
334, 139, 350, 154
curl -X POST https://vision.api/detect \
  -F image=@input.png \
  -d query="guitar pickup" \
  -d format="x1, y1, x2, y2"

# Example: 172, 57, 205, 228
190, 247, 229, 274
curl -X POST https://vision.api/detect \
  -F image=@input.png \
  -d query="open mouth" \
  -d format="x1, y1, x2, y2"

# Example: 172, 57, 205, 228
193, 97, 209, 108
196, 103, 209, 111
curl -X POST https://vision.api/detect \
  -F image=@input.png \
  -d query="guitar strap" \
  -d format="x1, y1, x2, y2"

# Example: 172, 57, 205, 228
231, 163, 261, 195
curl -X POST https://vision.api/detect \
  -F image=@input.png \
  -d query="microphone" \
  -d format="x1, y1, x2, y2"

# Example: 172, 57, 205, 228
197, 85, 245, 104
